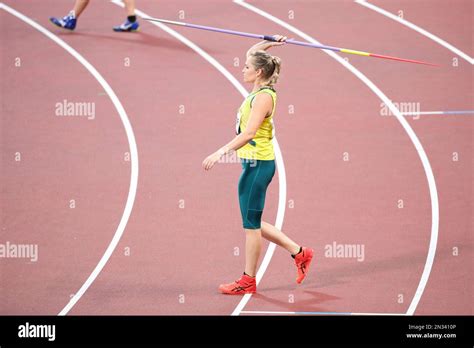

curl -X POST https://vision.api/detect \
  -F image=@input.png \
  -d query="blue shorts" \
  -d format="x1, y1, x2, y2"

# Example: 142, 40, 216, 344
238, 159, 276, 229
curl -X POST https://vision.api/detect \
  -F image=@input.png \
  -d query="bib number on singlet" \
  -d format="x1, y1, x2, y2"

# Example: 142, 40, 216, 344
235, 111, 242, 134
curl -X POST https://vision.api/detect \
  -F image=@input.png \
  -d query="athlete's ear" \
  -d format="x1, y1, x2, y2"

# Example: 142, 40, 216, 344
256, 68, 263, 77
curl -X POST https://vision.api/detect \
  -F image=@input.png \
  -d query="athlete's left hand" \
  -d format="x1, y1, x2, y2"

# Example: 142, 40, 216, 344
202, 151, 222, 171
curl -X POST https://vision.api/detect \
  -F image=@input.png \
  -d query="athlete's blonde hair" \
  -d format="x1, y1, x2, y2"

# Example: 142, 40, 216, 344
249, 50, 281, 87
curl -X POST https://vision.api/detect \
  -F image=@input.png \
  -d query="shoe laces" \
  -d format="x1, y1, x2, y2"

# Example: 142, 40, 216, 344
296, 257, 306, 270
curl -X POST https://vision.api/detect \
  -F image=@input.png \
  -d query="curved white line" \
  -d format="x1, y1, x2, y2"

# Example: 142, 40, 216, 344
234, 0, 439, 316
109, 0, 287, 316
0, 2, 140, 316
355, 0, 474, 65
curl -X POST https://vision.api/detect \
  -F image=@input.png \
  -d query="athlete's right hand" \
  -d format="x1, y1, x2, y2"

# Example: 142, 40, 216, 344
202, 151, 222, 171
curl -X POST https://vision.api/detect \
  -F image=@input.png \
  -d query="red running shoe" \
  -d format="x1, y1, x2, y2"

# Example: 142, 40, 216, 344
219, 274, 256, 295
294, 247, 314, 284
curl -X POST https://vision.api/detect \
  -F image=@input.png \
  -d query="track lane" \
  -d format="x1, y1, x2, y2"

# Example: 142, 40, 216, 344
332, 0, 473, 315
240, 0, 471, 315
367, 0, 473, 61
233, 0, 436, 315
1, 2, 131, 314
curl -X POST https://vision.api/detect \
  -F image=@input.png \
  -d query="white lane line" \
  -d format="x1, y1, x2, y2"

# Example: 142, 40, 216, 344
0, 2, 140, 316
234, 0, 439, 317
355, 0, 474, 65
109, 0, 287, 316
241, 310, 406, 316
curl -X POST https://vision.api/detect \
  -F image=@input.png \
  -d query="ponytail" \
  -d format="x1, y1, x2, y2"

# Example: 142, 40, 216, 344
268, 56, 281, 87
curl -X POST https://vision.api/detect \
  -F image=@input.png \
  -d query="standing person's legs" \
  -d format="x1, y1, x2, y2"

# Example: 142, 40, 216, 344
72, 0, 90, 18
240, 160, 274, 278
219, 160, 275, 294
113, 0, 140, 32
50, 0, 89, 30
240, 159, 313, 284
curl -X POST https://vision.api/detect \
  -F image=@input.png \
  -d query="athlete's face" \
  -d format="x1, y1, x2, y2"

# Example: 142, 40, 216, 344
242, 57, 262, 83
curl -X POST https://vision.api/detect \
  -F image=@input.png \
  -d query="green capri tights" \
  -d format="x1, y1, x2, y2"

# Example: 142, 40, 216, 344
238, 159, 276, 229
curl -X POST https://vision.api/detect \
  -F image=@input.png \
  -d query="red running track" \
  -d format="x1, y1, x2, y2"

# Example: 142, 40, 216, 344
1, 0, 472, 316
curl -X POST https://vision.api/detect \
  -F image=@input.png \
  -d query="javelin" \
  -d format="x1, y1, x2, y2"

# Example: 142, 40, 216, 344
143, 17, 439, 67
